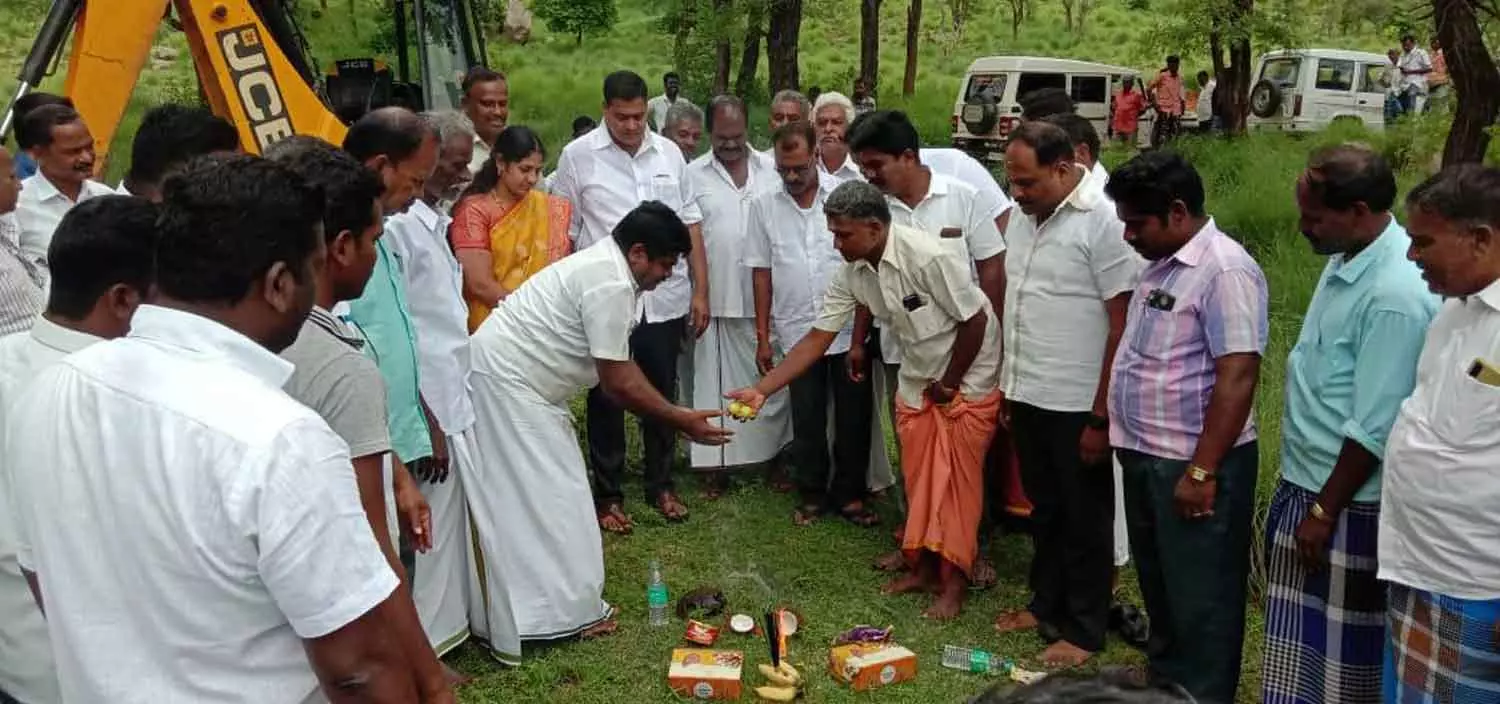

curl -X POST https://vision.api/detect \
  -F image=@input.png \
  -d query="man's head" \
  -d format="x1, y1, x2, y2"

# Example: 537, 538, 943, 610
1388, 48, 1401, 64
0, 148, 20, 215
770, 89, 811, 131
1295, 144, 1397, 256
847, 110, 923, 196
1039, 113, 1101, 168
1104, 151, 1208, 261
420, 111, 476, 203
1197, 70, 1211, 88
1122, 76, 1137, 92
812, 92, 856, 157
1004, 120, 1077, 216
1019, 87, 1077, 121
613, 200, 692, 290
772, 121, 818, 200
44, 196, 157, 338
663, 102, 704, 159
663, 71, 682, 100
1165, 55, 1181, 75
342, 106, 439, 213
266, 139, 385, 304
1405, 164, 1500, 297
8, 92, 71, 149
824, 180, 891, 262
602, 71, 651, 153
460, 67, 510, 144
853, 78, 870, 99
155, 154, 325, 353
706, 95, 749, 166
17, 105, 95, 190
125, 105, 240, 201
572, 115, 598, 140
1402, 35, 1417, 52
1431, 38, 1442, 51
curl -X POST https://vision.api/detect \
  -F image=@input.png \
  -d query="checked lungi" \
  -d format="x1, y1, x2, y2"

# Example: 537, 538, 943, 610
1262, 480, 1386, 704
1384, 583, 1500, 704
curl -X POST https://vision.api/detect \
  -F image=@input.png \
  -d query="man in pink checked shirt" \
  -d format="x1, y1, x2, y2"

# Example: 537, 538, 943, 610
1104, 150, 1268, 704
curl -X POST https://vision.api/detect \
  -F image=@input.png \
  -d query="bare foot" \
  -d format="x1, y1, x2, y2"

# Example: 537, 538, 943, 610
994, 609, 1040, 633
1039, 639, 1093, 668
580, 617, 618, 640
881, 571, 929, 595
873, 549, 909, 572
923, 579, 967, 620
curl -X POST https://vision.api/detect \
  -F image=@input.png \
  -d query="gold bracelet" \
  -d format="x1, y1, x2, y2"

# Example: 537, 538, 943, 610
1310, 502, 1333, 523
1187, 465, 1215, 483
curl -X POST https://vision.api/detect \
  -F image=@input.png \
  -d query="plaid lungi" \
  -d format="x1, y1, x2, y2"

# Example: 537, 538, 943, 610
1262, 480, 1385, 704
1384, 583, 1500, 703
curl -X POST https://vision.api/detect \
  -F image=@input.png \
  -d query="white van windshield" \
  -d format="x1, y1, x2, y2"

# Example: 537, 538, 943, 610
966, 74, 1008, 101
1260, 57, 1301, 86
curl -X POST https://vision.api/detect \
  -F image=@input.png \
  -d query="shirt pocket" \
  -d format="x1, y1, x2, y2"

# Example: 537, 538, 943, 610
651, 174, 682, 209
1127, 305, 1191, 362
1300, 334, 1355, 392
1432, 368, 1500, 449
903, 303, 950, 344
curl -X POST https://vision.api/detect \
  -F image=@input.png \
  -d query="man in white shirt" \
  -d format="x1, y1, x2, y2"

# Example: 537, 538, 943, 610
1195, 70, 1218, 132
382, 111, 496, 661
1380, 164, 1500, 702
663, 102, 704, 162
745, 121, 876, 526
729, 180, 1001, 620
549, 70, 710, 530
460, 66, 510, 174
1397, 34, 1433, 114
813, 92, 865, 191
117, 104, 239, 202
13, 105, 114, 270
466, 202, 730, 644
991, 121, 1143, 668
7, 154, 437, 703
770, 89, 812, 132
686, 97, 790, 484
647, 72, 689, 133
0, 196, 155, 704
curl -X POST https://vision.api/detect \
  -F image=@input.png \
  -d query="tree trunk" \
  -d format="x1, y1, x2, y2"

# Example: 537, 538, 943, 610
860, 0, 881, 91
1061, 0, 1073, 32
737, 5, 764, 96
766, 0, 803, 92
1435, 0, 1500, 165
902, 0, 920, 96
1008, 0, 1023, 38
714, 0, 733, 93
1075, 0, 1089, 34
1206, 0, 1253, 134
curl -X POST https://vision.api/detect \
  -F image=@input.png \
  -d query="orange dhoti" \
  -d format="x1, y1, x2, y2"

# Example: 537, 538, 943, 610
894, 390, 1002, 577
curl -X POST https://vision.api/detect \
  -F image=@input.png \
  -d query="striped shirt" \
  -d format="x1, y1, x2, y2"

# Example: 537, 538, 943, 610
1108, 218, 1268, 460
0, 216, 43, 336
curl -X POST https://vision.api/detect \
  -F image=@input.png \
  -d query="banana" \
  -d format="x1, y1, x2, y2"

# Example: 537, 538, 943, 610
777, 661, 802, 684
754, 685, 798, 701
758, 663, 798, 687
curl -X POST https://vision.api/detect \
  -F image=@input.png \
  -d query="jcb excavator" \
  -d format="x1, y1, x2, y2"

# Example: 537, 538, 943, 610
2, 0, 488, 174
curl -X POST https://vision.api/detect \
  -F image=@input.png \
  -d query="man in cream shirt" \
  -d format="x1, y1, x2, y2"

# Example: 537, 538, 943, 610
12, 105, 115, 271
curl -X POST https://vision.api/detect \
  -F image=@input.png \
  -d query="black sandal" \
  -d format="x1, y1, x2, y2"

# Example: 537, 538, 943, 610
838, 502, 881, 527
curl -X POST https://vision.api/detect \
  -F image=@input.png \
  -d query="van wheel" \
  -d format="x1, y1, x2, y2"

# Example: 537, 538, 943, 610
1250, 80, 1282, 118
961, 95, 1000, 136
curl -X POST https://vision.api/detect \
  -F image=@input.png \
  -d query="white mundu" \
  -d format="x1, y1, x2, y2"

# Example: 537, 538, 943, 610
466, 237, 640, 640
7, 306, 396, 703
687, 150, 790, 469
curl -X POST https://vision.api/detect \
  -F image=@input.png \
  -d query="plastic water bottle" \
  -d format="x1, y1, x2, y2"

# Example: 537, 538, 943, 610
941, 645, 1013, 675
647, 559, 669, 626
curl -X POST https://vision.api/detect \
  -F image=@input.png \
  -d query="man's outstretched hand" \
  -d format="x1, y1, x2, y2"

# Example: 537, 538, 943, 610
724, 387, 768, 416
677, 409, 734, 445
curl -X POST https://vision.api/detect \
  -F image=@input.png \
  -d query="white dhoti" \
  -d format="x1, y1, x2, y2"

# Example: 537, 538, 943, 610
1112, 454, 1130, 567
867, 351, 900, 496
412, 428, 477, 655
467, 370, 612, 644
689, 318, 791, 469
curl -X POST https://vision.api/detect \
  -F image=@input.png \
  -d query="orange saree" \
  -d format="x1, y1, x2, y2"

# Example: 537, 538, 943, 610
450, 190, 574, 332
894, 391, 1002, 577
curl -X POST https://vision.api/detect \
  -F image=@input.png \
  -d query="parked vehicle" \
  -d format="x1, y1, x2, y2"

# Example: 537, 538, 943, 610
1247, 48, 1392, 132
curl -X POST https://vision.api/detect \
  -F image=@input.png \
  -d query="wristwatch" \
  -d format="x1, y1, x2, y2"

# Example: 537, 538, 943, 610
1187, 465, 1216, 483
1086, 413, 1109, 431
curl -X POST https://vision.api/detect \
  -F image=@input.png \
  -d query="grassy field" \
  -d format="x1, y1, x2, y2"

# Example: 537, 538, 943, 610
0, 0, 1463, 701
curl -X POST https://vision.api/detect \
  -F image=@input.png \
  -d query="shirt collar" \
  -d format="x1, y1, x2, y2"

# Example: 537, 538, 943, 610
29, 316, 102, 355
307, 305, 364, 348
856, 223, 917, 275
1474, 278, 1500, 312
23, 174, 63, 203
407, 199, 444, 231
1056, 165, 1107, 214
1170, 218, 1222, 267
604, 237, 642, 293
818, 153, 860, 178
590, 125, 661, 158
1331, 215, 1402, 284
126, 305, 295, 388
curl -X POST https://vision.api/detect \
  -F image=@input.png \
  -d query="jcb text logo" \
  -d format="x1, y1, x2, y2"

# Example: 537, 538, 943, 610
217, 24, 295, 151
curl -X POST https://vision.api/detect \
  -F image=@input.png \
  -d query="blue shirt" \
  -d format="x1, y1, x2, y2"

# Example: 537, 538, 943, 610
12, 152, 37, 180
1280, 218, 1438, 502
344, 238, 433, 464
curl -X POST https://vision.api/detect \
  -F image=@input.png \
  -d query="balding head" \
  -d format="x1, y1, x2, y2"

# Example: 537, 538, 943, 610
342, 107, 439, 213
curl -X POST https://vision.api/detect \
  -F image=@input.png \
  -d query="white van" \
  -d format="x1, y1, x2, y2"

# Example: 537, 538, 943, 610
951, 56, 1182, 163
1248, 48, 1392, 132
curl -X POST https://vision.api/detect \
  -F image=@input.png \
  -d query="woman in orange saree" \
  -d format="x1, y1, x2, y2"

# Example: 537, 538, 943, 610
449, 125, 573, 332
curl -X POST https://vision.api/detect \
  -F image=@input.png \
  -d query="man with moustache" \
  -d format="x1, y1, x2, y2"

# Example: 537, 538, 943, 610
770, 89, 811, 132
549, 70, 709, 530
648, 72, 689, 133
686, 96, 790, 488
460, 67, 511, 174
663, 102, 704, 161
13, 105, 115, 270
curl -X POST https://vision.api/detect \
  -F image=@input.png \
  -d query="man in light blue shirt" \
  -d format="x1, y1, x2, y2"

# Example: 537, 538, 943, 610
1262, 144, 1438, 704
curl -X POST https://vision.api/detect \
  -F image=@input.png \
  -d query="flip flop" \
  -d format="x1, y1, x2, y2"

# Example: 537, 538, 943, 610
654, 491, 689, 522
596, 502, 633, 535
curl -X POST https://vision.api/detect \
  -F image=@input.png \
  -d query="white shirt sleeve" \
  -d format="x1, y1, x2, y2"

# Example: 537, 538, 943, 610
675, 160, 704, 225
581, 274, 637, 362
743, 199, 772, 269
256, 420, 399, 639
550, 149, 584, 244
1087, 214, 1143, 299
964, 190, 1007, 261
921, 251, 986, 323
813, 266, 858, 334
